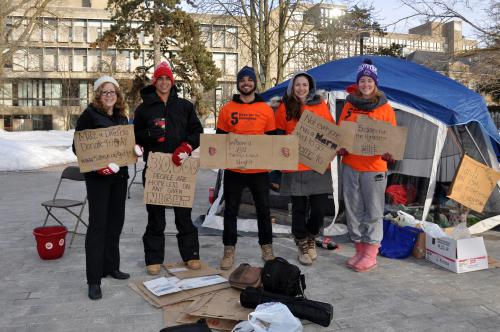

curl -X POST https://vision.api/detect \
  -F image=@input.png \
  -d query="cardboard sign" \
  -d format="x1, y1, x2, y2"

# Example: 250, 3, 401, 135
292, 110, 354, 174
343, 115, 407, 160
448, 155, 500, 212
199, 134, 298, 170
144, 153, 200, 208
73, 125, 136, 172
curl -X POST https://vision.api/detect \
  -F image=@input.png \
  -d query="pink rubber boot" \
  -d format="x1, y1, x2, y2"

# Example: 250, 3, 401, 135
346, 242, 365, 269
353, 243, 379, 272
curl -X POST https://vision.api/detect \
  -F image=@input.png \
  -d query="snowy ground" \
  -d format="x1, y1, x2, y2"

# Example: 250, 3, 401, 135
0, 130, 76, 171
0, 128, 216, 172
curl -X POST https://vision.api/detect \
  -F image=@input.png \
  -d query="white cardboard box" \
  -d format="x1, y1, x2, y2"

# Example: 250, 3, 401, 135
425, 235, 488, 273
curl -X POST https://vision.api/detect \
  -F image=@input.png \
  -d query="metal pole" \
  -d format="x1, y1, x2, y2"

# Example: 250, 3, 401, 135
465, 124, 489, 164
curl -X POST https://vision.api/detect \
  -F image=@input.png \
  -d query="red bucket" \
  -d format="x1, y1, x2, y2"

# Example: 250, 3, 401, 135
33, 226, 68, 260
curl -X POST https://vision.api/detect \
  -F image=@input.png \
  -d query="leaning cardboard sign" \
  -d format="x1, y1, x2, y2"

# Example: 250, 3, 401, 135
199, 134, 298, 170
73, 125, 137, 172
447, 154, 500, 213
292, 110, 355, 174
144, 153, 200, 208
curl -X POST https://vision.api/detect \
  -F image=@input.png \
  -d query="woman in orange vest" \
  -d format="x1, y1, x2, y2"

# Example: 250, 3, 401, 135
275, 72, 335, 266
337, 58, 396, 272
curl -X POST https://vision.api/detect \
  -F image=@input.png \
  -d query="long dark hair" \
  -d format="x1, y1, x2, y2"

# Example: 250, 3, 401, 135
284, 74, 311, 121
91, 83, 127, 118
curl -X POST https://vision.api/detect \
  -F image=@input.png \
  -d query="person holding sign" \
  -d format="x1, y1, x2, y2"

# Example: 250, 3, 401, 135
275, 71, 335, 266
134, 62, 204, 276
216, 66, 276, 270
337, 58, 396, 273
73, 76, 132, 300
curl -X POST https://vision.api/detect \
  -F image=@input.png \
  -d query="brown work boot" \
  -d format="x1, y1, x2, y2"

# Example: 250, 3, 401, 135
307, 236, 318, 260
186, 259, 201, 270
220, 246, 235, 270
261, 244, 275, 262
146, 264, 161, 275
297, 238, 312, 266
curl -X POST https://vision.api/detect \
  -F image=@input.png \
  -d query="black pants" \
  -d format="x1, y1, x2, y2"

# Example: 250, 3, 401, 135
85, 175, 127, 285
142, 168, 199, 265
291, 194, 329, 240
223, 170, 272, 246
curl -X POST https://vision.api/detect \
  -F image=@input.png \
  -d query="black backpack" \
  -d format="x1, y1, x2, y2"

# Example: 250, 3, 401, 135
261, 257, 306, 297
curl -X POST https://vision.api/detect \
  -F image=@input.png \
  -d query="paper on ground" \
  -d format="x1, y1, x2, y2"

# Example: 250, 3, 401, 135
144, 275, 227, 297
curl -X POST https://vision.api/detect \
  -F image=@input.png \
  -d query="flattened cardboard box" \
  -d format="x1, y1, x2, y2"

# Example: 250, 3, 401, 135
129, 278, 230, 307
425, 235, 488, 273
163, 261, 221, 279
185, 288, 251, 321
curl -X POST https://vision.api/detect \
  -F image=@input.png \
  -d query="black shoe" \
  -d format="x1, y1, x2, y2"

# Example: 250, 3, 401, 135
107, 270, 130, 280
88, 284, 102, 300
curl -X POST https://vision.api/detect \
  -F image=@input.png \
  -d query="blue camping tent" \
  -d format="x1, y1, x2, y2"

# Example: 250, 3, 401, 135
261, 56, 500, 224
262, 56, 500, 147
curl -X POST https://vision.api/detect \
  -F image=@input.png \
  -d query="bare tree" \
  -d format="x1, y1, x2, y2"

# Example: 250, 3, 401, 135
191, 0, 326, 89
0, 0, 54, 73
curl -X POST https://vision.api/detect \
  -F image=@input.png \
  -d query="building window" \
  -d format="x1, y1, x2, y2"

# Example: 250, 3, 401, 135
212, 53, 224, 72
29, 22, 42, 42
101, 50, 115, 72
212, 53, 238, 76
79, 81, 89, 107
43, 19, 57, 42
130, 51, 144, 71
117, 50, 130, 72
0, 82, 13, 106
58, 49, 72, 71
58, 20, 71, 42
82, 0, 91, 7
87, 21, 101, 42
73, 20, 86, 43
44, 81, 62, 106
27, 49, 42, 72
13, 49, 27, 71
43, 48, 57, 71
18, 80, 43, 106
226, 27, 237, 49
212, 26, 225, 48
87, 49, 100, 72
73, 49, 87, 72
32, 115, 53, 130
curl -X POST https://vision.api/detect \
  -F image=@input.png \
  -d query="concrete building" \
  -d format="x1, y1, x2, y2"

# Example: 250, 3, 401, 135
0, 1, 478, 130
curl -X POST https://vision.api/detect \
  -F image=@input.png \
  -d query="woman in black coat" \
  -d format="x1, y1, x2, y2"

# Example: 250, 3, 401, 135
74, 76, 132, 300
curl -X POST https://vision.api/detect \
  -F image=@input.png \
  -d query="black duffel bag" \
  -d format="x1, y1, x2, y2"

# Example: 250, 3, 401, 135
240, 286, 333, 327
261, 257, 306, 297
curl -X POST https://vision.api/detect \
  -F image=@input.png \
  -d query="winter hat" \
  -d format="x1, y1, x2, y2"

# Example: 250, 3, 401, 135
93, 75, 119, 92
356, 58, 378, 86
152, 61, 174, 85
237, 66, 257, 84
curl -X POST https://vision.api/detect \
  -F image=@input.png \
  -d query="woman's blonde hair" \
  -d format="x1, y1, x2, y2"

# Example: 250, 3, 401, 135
91, 83, 127, 118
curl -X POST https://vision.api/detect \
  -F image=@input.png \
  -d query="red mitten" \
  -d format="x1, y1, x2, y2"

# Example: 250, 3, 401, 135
172, 142, 193, 166
97, 163, 119, 175
381, 153, 395, 163
337, 148, 349, 157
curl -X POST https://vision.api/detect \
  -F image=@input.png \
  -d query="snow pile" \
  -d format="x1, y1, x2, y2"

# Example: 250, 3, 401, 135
0, 130, 77, 171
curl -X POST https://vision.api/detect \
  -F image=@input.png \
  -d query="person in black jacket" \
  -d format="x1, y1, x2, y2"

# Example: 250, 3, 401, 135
134, 62, 203, 275
73, 76, 133, 300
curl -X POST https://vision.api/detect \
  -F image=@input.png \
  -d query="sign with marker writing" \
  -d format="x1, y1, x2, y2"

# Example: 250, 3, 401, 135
74, 125, 136, 172
199, 134, 298, 170
448, 155, 500, 212
292, 110, 354, 174
342, 115, 407, 160
144, 153, 200, 208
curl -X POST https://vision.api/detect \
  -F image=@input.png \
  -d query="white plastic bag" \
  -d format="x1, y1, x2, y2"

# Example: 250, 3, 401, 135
395, 211, 420, 228
421, 221, 448, 238
247, 302, 302, 332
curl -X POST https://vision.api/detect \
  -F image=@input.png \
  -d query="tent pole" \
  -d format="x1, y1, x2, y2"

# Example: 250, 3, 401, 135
422, 124, 447, 221
465, 124, 489, 164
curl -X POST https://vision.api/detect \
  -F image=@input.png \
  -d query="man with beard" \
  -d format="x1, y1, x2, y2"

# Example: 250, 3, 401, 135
216, 66, 276, 270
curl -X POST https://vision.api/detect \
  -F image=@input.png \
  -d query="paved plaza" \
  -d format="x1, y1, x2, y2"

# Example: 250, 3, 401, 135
0, 164, 499, 331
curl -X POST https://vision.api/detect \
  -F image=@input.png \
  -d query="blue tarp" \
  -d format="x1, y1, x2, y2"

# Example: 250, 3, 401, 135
261, 56, 500, 145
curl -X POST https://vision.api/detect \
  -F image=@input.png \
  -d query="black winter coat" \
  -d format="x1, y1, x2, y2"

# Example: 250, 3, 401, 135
133, 85, 203, 163
73, 104, 129, 179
